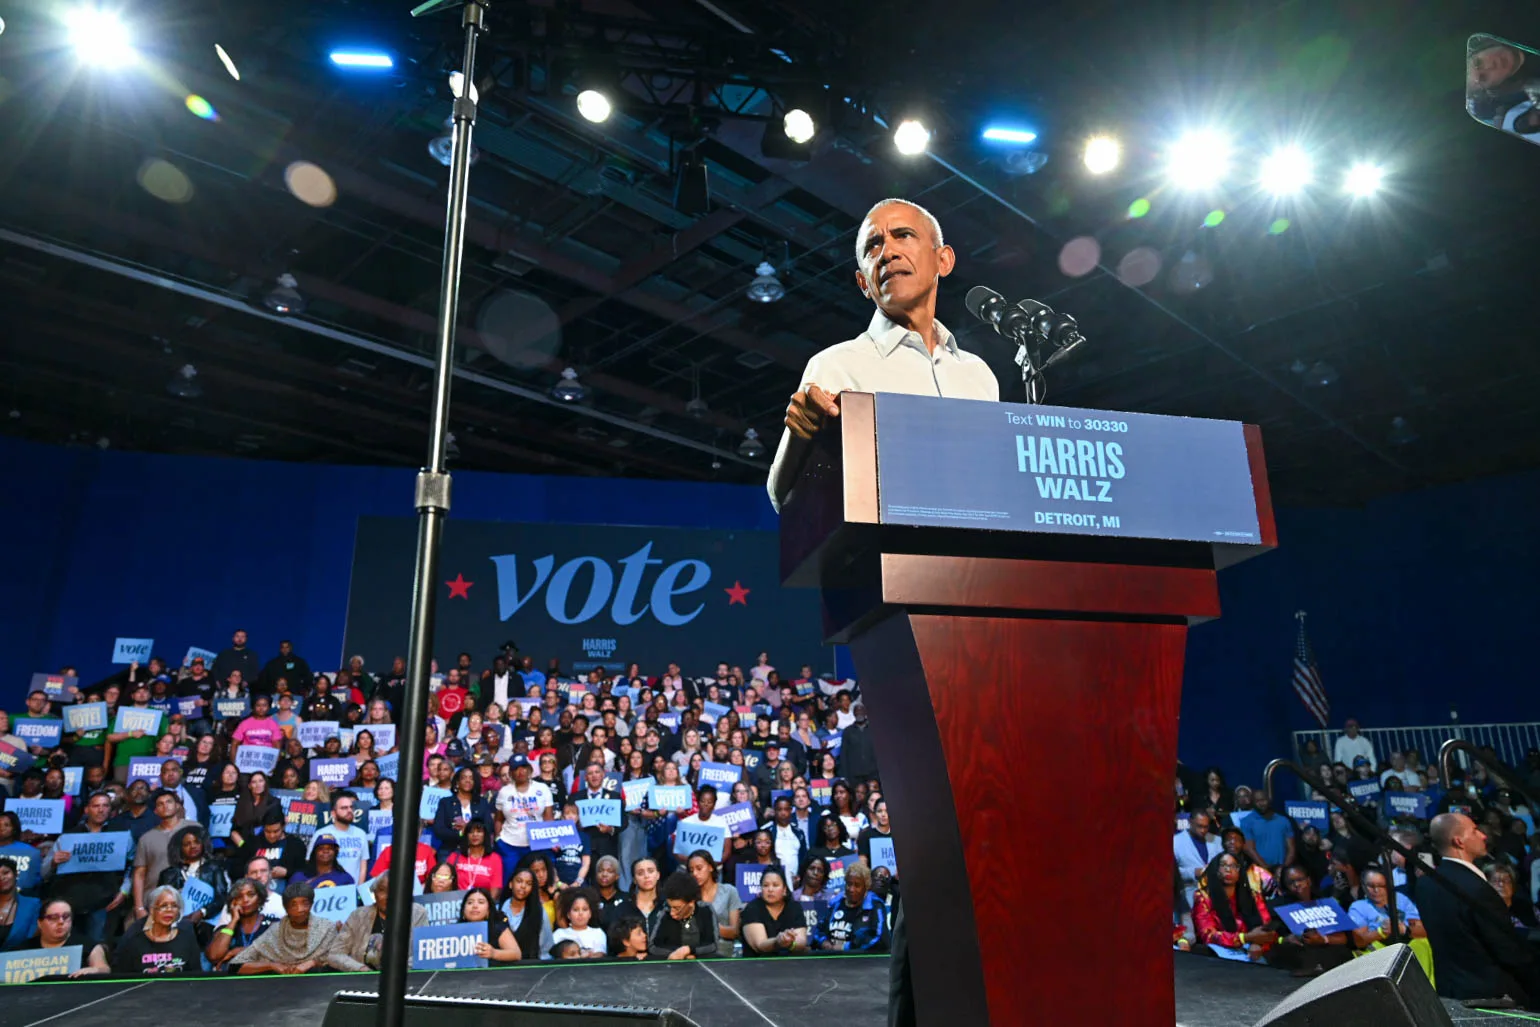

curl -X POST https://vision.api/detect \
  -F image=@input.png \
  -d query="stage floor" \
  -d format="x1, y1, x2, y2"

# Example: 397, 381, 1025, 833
5, 954, 1526, 1027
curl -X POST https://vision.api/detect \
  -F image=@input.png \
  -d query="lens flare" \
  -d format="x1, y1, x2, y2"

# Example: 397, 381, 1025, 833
184, 95, 217, 120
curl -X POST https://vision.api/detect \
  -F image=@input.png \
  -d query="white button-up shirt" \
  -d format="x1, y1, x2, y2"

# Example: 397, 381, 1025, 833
767, 309, 999, 510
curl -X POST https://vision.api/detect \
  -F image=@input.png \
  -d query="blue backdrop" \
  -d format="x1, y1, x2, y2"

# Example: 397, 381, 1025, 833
5, 435, 1538, 784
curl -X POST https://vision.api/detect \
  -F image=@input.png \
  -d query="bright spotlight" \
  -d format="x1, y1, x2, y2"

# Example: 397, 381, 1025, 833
894, 119, 931, 156
1166, 130, 1231, 191
1083, 135, 1121, 174
576, 88, 612, 124
1259, 146, 1312, 195
67, 7, 137, 69
981, 126, 1038, 145
783, 108, 815, 145
214, 43, 240, 81
1344, 161, 1386, 197
329, 51, 393, 69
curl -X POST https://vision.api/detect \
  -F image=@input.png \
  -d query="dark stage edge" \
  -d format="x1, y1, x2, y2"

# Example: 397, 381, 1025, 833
6, 955, 1533, 1027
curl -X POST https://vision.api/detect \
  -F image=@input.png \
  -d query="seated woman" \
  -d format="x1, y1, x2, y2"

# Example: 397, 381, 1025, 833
499, 867, 552, 960
111, 886, 206, 976
687, 850, 740, 944
205, 878, 274, 972
609, 915, 650, 960
1193, 852, 1278, 961
232, 882, 342, 974
739, 867, 808, 957
11, 899, 111, 977
1486, 862, 1539, 931
648, 870, 718, 960
460, 887, 522, 963
331, 872, 428, 971
1268, 864, 1354, 976
1348, 865, 1426, 949
811, 862, 886, 952
551, 886, 607, 959
291, 834, 355, 889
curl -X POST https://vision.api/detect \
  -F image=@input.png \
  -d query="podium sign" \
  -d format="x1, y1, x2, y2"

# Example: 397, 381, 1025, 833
874, 394, 1262, 543
781, 393, 1274, 1027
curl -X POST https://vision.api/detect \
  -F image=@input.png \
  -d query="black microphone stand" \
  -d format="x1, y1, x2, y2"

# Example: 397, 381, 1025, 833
376, 3, 485, 1027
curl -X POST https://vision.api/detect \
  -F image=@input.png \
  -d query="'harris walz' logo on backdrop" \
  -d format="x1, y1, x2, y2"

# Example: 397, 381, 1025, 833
1015, 434, 1125, 503
491, 542, 710, 628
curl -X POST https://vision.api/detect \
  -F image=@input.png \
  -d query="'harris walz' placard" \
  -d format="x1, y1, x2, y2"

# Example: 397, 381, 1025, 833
873, 394, 1261, 544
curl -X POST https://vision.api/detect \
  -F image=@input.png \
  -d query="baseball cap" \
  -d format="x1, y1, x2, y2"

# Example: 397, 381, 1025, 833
1353, 756, 1370, 767
312, 833, 340, 849
509, 755, 531, 771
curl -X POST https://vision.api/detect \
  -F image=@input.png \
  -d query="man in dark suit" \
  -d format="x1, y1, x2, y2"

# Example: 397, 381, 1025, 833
1420, 812, 1540, 1005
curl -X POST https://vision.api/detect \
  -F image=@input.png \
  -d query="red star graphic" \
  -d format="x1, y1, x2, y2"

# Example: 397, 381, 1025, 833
445, 573, 474, 599
724, 580, 750, 605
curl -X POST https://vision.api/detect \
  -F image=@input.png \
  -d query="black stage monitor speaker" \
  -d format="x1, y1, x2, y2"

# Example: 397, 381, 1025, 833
1254, 944, 1453, 1027
322, 991, 703, 1027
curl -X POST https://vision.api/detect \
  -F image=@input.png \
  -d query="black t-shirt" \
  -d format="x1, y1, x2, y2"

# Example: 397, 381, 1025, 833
111, 926, 206, 976
856, 827, 892, 865
739, 898, 807, 956
236, 835, 308, 877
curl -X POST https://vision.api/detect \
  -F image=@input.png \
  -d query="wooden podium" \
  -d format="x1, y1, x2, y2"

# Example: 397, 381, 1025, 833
780, 393, 1275, 1026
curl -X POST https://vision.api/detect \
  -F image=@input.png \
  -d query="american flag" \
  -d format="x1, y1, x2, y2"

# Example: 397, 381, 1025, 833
1293, 612, 1329, 727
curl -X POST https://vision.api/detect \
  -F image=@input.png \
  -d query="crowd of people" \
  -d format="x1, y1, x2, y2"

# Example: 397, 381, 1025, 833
0, 634, 896, 980
1173, 717, 1540, 1006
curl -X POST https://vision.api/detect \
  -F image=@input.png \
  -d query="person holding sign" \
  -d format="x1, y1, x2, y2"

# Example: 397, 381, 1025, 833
1192, 853, 1279, 961
1268, 865, 1354, 975
232, 881, 341, 974
740, 867, 809, 957
111, 886, 205, 976
156, 825, 230, 924
108, 684, 165, 784
41, 792, 124, 943
674, 785, 730, 864
495, 757, 553, 868
9, 899, 111, 977
458, 887, 522, 961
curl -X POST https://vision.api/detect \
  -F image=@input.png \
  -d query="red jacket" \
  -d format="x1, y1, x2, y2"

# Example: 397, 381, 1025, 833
1193, 886, 1276, 950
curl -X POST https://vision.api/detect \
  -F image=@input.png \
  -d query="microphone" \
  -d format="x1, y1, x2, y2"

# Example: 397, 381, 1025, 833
965, 286, 1036, 341
965, 285, 1089, 402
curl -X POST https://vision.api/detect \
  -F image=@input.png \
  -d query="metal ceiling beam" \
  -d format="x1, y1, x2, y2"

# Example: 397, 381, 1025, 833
0, 227, 767, 471
320, 162, 810, 369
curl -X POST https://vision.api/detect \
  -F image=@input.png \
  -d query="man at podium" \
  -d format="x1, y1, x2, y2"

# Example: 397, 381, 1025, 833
767, 196, 1001, 1027
767, 198, 1000, 513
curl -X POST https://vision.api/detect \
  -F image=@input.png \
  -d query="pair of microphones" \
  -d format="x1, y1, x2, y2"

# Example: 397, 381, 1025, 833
964, 285, 1087, 372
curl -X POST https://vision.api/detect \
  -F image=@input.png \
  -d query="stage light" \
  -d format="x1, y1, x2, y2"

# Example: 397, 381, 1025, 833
214, 43, 239, 80
784, 108, 815, 145
1259, 146, 1312, 195
67, 7, 137, 69
1345, 161, 1385, 197
551, 367, 588, 403
982, 125, 1038, 145
746, 262, 785, 303
329, 51, 393, 70
737, 429, 766, 459
1083, 136, 1121, 174
576, 89, 612, 123
893, 119, 930, 156
1127, 197, 1151, 219
184, 94, 217, 120
1166, 130, 1231, 190
263, 273, 305, 316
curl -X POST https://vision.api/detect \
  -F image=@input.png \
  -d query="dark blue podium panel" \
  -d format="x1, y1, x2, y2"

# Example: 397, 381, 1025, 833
874, 393, 1263, 543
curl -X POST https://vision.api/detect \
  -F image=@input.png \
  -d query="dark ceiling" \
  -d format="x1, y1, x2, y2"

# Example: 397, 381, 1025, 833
2, 0, 1539, 505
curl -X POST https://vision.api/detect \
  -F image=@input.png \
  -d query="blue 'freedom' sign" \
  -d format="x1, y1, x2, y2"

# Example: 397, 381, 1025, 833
872, 394, 1262, 544
411, 922, 487, 970
1285, 801, 1329, 831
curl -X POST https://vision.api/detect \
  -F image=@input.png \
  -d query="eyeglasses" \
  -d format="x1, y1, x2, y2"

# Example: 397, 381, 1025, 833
41, 913, 72, 923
